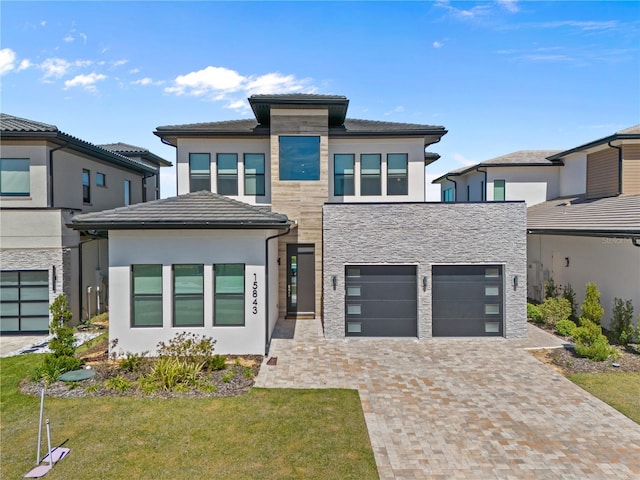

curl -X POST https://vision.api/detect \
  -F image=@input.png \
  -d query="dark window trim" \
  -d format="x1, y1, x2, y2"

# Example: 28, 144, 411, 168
386, 153, 408, 196
243, 153, 265, 196
189, 152, 211, 193
494, 179, 506, 202
278, 135, 321, 181
124, 179, 131, 206
172, 264, 204, 327
360, 153, 381, 196
130, 264, 163, 328
96, 172, 107, 188
82, 169, 91, 204
216, 153, 238, 195
333, 153, 355, 196
0, 158, 31, 197
214, 264, 245, 327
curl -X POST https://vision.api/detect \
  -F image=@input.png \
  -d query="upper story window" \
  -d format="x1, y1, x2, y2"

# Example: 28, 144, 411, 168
0, 158, 30, 197
360, 154, 381, 195
387, 153, 408, 195
189, 153, 210, 192
442, 188, 454, 202
244, 154, 265, 196
82, 169, 91, 203
217, 153, 238, 195
334, 154, 354, 196
493, 179, 505, 201
124, 180, 131, 206
279, 136, 320, 181
96, 172, 106, 187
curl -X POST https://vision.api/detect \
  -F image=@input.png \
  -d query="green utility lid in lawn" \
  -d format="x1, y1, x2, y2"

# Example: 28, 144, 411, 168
59, 369, 96, 382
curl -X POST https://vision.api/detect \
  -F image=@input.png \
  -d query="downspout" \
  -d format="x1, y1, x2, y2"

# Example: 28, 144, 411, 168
264, 226, 291, 355
608, 141, 622, 195
444, 175, 457, 202
476, 166, 488, 201
141, 172, 156, 202
49, 142, 69, 207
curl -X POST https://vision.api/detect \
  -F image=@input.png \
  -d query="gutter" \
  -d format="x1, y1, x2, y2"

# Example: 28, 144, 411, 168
264, 225, 292, 355
476, 166, 488, 201
49, 142, 69, 207
444, 175, 457, 202
608, 141, 623, 195
527, 228, 640, 239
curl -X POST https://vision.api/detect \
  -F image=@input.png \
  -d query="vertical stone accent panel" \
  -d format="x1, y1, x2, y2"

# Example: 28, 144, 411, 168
322, 202, 527, 339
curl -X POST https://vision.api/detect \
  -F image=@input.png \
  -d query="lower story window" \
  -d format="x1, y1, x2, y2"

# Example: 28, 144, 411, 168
494, 179, 505, 201
214, 264, 245, 326
443, 188, 454, 202
0, 270, 49, 332
173, 264, 204, 327
131, 265, 163, 327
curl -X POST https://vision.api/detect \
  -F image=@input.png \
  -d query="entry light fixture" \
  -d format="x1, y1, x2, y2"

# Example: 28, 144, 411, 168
565, 257, 570, 267
422, 276, 428, 291
332, 275, 337, 290
513, 275, 519, 290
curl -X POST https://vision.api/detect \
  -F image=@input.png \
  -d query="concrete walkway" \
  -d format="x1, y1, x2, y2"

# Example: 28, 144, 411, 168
255, 319, 640, 479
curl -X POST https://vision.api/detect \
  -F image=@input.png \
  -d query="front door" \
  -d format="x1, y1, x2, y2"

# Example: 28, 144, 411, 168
287, 244, 315, 317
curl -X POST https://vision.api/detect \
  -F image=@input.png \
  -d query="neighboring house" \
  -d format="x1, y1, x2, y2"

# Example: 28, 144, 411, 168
432, 150, 563, 206
0, 114, 171, 333
71, 94, 527, 356
434, 126, 640, 328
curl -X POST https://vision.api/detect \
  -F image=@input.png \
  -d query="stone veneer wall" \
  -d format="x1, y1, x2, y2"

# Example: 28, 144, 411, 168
0, 247, 74, 324
322, 202, 527, 339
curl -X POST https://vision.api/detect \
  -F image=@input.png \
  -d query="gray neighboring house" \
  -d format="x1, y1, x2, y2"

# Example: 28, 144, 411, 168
70, 94, 528, 356
0, 114, 171, 333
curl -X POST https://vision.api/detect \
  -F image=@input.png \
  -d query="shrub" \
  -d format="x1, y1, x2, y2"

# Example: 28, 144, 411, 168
544, 278, 560, 299
580, 282, 604, 325
573, 320, 617, 361
538, 297, 572, 328
527, 303, 543, 323
35, 355, 82, 385
147, 357, 204, 391
610, 298, 636, 346
104, 375, 133, 392
157, 332, 217, 366
49, 294, 73, 328
562, 284, 577, 318
221, 370, 235, 383
119, 351, 149, 373
207, 354, 227, 371
556, 319, 577, 337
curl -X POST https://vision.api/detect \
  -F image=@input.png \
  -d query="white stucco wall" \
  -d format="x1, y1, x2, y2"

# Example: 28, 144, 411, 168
558, 152, 587, 197
0, 141, 49, 207
108, 229, 280, 356
527, 234, 640, 329
175, 138, 271, 204
487, 167, 560, 206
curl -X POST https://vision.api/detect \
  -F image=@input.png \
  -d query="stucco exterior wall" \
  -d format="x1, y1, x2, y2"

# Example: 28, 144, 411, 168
558, 152, 587, 197
487, 167, 560, 206
0, 140, 49, 207
323, 202, 528, 339
108, 229, 279, 355
527, 234, 640, 329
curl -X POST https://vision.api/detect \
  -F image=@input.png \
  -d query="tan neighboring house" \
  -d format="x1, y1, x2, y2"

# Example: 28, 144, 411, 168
0, 114, 171, 333
70, 94, 528, 356
433, 125, 640, 328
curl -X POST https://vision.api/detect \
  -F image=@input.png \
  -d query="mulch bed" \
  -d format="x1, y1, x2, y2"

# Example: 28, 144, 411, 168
531, 345, 640, 375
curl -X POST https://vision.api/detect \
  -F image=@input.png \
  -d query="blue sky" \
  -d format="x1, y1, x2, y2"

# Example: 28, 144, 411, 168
2, 1, 638, 199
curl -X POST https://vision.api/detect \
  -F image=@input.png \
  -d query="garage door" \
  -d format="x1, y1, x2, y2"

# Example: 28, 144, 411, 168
0, 271, 50, 333
345, 265, 417, 337
432, 265, 503, 337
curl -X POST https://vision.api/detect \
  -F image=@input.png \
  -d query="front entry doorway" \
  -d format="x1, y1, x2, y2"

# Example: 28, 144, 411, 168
287, 244, 315, 317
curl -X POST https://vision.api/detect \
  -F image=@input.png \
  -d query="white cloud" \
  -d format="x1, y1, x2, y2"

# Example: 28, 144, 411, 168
131, 77, 163, 86
63, 35, 74, 43
0, 48, 17, 75
129, 68, 140, 74
537, 20, 618, 31
384, 106, 405, 116
17, 59, 31, 71
165, 65, 316, 111
497, 0, 519, 13
40, 20, 46, 27
453, 153, 476, 166
40, 58, 71, 78
79, 32, 88, 44
433, 41, 444, 49
64, 72, 107, 91
435, 0, 491, 19
112, 59, 128, 67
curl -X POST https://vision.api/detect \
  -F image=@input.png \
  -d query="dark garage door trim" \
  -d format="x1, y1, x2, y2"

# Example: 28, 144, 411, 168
345, 264, 417, 337
432, 264, 504, 337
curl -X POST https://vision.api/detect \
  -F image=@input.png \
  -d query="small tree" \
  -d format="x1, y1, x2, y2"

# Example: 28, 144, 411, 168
580, 282, 604, 326
544, 278, 560, 299
538, 297, 572, 328
610, 298, 635, 346
562, 284, 577, 319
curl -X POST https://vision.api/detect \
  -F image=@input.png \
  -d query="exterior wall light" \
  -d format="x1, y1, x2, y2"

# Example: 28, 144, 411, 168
332, 275, 337, 290
513, 275, 519, 290
565, 257, 570, 267
422, 276, 428, 291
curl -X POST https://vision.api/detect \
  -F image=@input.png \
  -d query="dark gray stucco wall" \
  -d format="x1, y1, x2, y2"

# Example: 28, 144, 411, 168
322, 202, 527, 339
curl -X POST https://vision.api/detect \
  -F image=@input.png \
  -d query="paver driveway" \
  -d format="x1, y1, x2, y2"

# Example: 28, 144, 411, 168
255, 319, 640, 479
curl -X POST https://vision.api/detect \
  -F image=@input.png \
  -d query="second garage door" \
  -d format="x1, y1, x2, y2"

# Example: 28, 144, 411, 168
345, 265, 417, 337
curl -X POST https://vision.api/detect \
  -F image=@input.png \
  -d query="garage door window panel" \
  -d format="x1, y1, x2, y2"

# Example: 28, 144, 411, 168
0, 270, 49, 333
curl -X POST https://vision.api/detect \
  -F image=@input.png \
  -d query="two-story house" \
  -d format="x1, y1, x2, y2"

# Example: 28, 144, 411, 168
434, 126, 640, 328
0, 114, 171, 333
70, 94, 528, 356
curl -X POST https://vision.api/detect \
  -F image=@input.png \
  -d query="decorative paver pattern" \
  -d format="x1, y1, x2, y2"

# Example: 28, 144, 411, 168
256, 319, 640, 479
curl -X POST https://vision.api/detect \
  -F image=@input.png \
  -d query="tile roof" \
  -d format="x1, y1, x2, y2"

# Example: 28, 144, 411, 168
432, 150, 562, 183
527, 194, 640, 237
70, 191, 292, 230
98, 142, 172, 167
0, 113, 57, 132
617, 125, 640, 135
548, 125, 640, 161
1, 113, 157, 174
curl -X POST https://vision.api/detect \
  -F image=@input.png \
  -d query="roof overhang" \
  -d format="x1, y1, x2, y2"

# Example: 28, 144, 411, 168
69, 220, 293, 231
249, 95, 349, 126
547, 132, 640, 161
527, 228, 640, 239
432, 161, 563, 184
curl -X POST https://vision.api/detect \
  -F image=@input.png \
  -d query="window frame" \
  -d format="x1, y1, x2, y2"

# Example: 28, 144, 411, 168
124, 179, 131, 206
189, 153, 211, 193
217, 153, 238, 195
131, 265, 163, 328
442, 188, 454, 202
333, 154, 355, 196
493, 179, 506, 202
0, 158, 31, 197
386, 153, 408, 196
96, 172, 107, 188
360, 153, 381, 196
244, 153, 265, 196
214, 264, 245, 327
0, 270, 49, 333
278, 136, 321, 181
82, 169, 91, 203
172, 264, 204, 327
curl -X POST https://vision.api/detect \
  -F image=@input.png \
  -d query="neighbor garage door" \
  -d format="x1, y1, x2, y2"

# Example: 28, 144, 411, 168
345, 265, 417, 337
432, 265, 503, 337
0, 271, 50, 333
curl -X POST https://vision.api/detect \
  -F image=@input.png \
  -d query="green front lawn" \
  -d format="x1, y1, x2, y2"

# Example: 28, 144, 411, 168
568, 372, 640, 424
1, 355, 378, 479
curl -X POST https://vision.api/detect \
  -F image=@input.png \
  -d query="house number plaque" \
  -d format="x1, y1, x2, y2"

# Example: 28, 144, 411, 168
252, 273, 258, 314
